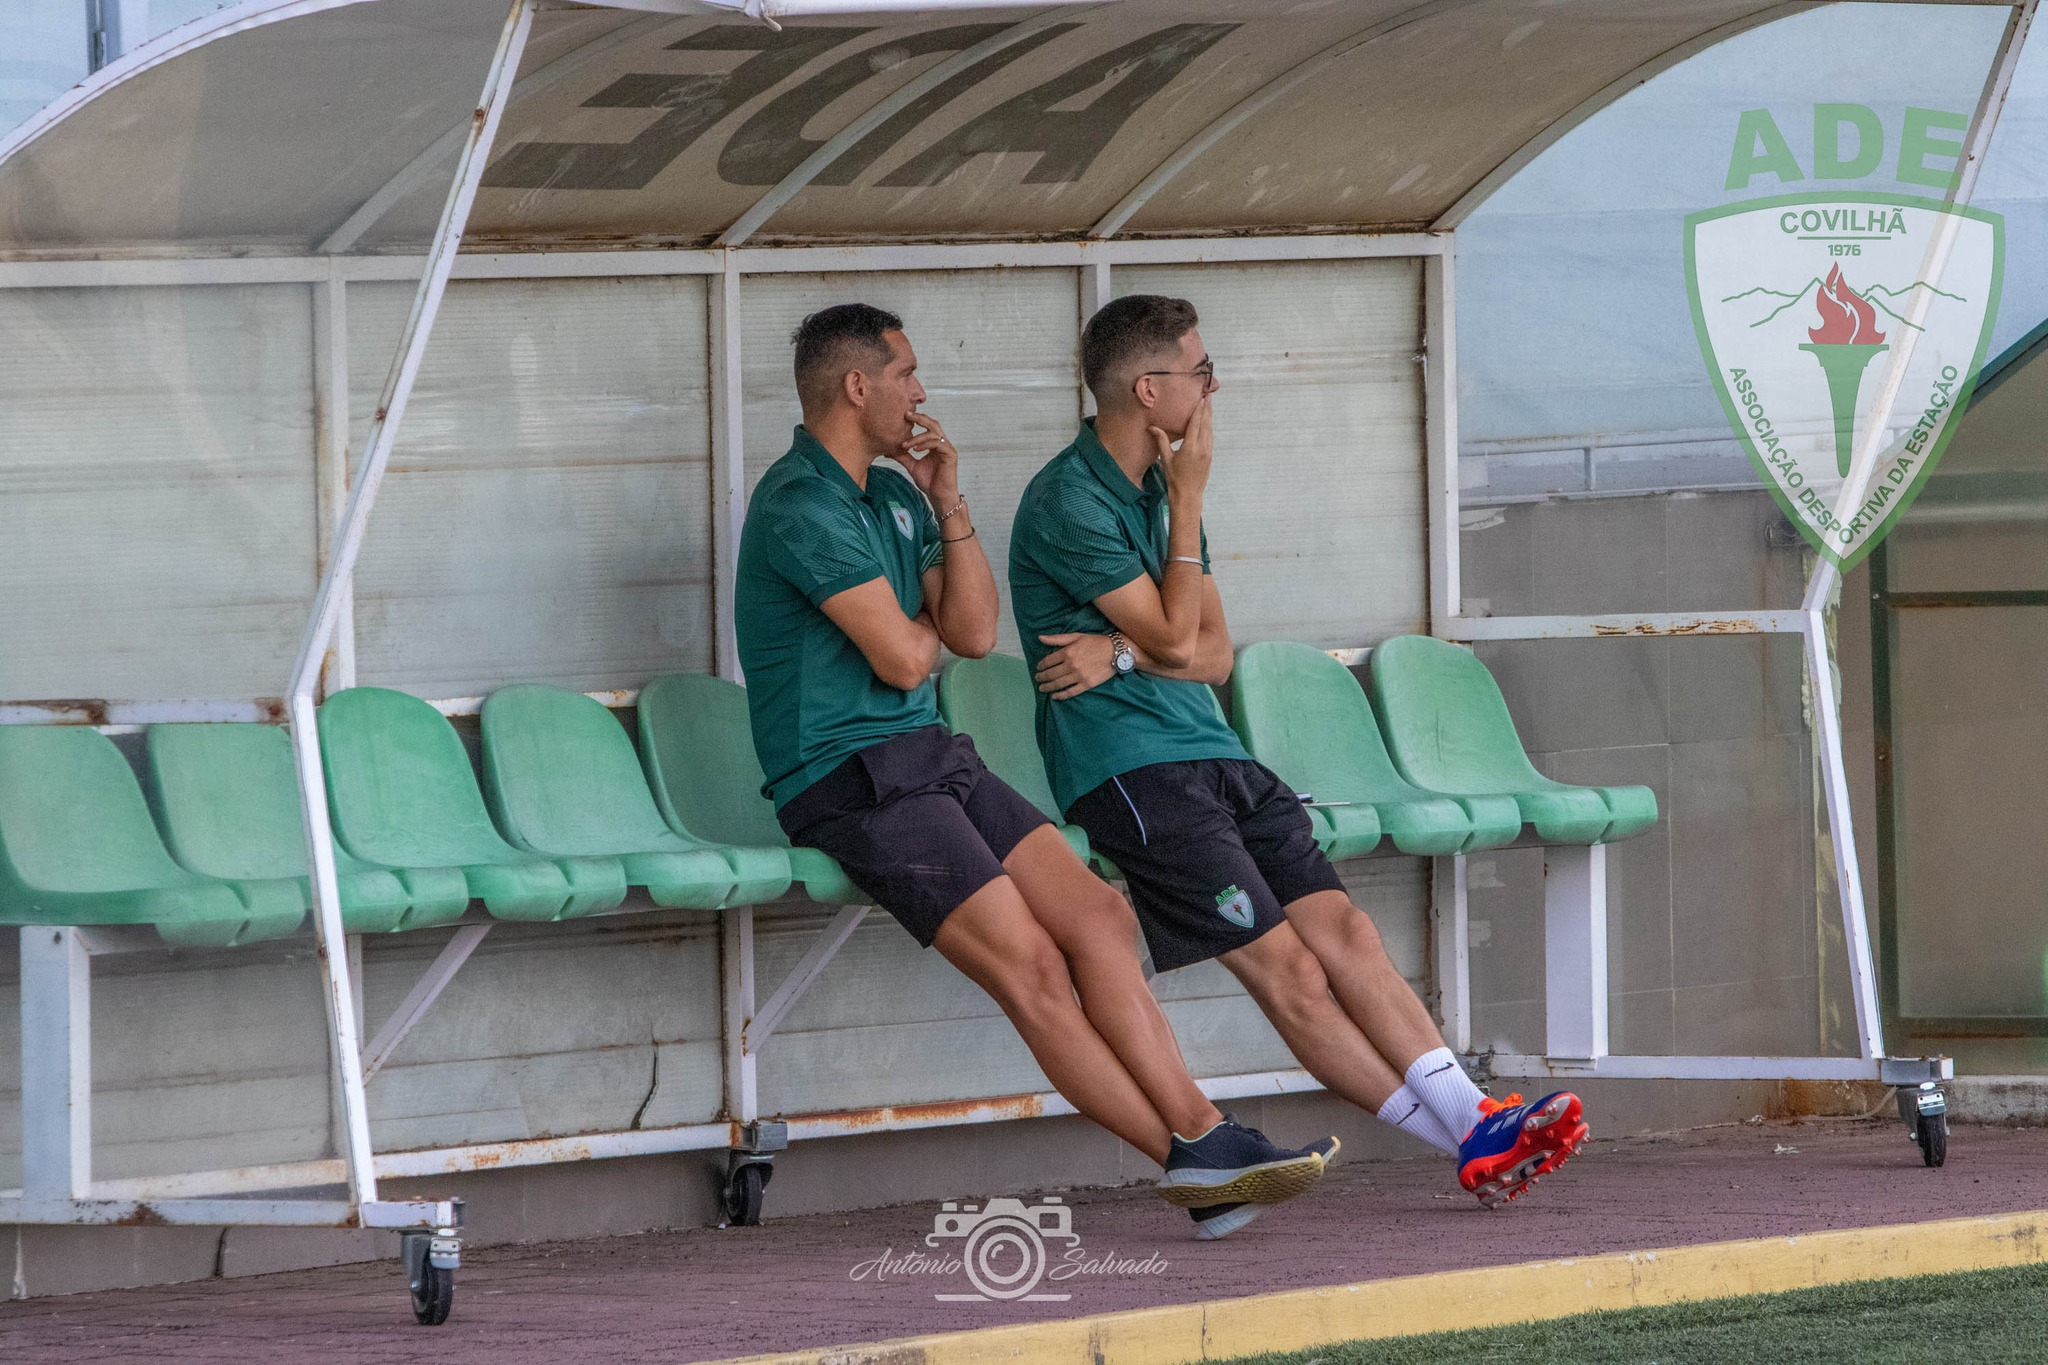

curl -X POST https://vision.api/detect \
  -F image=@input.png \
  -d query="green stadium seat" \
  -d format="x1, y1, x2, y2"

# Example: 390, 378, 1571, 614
147, 722, 469, 934
936, 654, 1096, 867
1229, 641, 1520, 857
1367, 635, 1659, 844
0, 725, 303, 947
480, 686, 738, 910
319, 687, 628, 921
635, 673, 859, 905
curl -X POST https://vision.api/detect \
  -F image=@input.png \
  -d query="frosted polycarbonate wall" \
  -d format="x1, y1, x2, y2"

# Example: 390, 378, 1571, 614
1119, 259, 1428, 647
0, 283, 318, 702
740, 267, 1084, 658
347, 276, 717, 698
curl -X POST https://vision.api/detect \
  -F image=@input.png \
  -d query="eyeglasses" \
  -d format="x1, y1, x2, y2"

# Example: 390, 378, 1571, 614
1136, 358, 1217, 391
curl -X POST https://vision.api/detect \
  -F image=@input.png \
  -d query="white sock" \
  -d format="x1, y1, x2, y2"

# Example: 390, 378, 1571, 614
1405, 1047, 1489, 1144
1375, 1083, 1460, 1156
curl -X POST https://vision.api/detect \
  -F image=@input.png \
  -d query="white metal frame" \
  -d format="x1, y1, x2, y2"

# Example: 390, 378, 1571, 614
2, 0, 2024, 1249
0, 227, 1443, 1233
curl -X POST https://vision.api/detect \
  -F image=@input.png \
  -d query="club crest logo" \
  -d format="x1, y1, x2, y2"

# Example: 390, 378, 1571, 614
1687, 192, 2001, 569
1214, 885, 1255, 929
891, 504, 915, 539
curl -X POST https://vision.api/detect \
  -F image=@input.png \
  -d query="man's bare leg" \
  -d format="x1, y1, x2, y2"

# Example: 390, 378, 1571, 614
1001, 825, 1223, 1140
1213, 921, 1406, 1113
932, 871, 1174, 1163
1280, 889, 1443, 1073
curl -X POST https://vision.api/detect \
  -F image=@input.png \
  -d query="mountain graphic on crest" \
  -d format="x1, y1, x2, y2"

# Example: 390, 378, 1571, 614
1720, 276, 1967, 332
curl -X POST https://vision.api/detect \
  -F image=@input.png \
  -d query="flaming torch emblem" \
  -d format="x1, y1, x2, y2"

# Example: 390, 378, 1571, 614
1798, 264, 1890, 476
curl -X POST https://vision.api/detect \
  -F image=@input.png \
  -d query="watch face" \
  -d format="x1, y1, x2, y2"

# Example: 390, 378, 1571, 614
1115, 649, 1135, 673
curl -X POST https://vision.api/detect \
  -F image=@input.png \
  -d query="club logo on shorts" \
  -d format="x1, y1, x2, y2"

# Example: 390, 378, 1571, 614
1214, 885, 1255, 929
891, 504, 915, 539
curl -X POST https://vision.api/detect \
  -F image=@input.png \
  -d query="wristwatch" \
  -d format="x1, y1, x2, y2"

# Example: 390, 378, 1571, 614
1108, 630, 1136, 675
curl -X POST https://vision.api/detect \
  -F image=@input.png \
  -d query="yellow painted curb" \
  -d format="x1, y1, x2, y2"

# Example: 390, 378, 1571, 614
712, 1209, 2048, 1365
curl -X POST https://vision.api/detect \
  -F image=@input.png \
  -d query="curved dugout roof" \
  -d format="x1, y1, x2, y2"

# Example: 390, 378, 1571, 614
0, 0, 2011, 256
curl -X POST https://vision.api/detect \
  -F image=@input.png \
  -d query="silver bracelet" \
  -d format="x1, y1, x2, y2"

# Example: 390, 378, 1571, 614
938, 498, 968, 522
1167, 555, 1205, 568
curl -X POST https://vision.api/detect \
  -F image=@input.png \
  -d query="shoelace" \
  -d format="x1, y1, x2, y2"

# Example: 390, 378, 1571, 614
1476, 1093, 1525, 1119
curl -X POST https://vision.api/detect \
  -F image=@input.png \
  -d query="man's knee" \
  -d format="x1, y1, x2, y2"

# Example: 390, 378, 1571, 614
985, 934, 1081, 1023
1294, 892, 1393, 963
1231, 928, 1332, 1014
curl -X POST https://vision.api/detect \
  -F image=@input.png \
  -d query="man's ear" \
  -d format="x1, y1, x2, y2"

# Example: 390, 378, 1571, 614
843, 367, 867, 409
1130, 373, 1157, 412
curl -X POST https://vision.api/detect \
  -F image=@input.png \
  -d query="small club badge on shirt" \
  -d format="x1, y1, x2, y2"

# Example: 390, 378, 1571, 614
891, 505, 915, 539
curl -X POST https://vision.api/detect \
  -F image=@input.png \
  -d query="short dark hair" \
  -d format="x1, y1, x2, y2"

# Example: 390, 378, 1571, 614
792, 303, 904, 414
1081, 294, 1199, 405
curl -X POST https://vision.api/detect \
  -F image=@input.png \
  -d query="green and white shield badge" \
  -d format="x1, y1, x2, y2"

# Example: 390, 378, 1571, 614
1686, 192, 2002, 569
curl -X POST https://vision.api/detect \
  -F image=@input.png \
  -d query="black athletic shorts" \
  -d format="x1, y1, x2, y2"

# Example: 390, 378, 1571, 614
1067, 757, 1346, 973
777, 725, 1052, 947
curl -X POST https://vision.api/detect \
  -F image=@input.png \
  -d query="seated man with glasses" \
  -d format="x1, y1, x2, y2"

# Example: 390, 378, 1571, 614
737, 302, 1336, 1239
1008, 294, 1587, 1211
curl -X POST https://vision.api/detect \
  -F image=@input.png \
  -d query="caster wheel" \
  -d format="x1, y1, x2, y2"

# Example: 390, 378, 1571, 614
724, 1160, 770, 1226
1918, 1112, 1948, 1168
411, 1260, 454, 1325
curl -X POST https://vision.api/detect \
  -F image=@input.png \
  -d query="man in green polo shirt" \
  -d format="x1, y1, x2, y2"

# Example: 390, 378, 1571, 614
736, 303, 1334, 1238
1010, 295, 1587, 1211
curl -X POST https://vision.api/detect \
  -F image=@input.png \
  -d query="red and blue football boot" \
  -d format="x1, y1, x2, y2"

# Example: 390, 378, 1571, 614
1456, 1091, 1587, 1208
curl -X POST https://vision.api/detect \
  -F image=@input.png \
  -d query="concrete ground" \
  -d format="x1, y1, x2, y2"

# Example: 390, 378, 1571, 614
1, 1120, 2040, 1364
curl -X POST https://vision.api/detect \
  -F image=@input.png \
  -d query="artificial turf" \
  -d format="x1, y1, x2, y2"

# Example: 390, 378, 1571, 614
1217, 1263, 2048, 1365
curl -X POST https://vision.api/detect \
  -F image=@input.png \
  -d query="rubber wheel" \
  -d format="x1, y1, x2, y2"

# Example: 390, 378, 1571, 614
1918, 1112, 1948, 1168
725, 1162, 768, 1226
411, 1261, 454, 1326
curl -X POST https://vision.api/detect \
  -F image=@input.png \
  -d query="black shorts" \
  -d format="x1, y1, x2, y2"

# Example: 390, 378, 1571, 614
777, 725, 1052, 947
1067, 757, 1346, 973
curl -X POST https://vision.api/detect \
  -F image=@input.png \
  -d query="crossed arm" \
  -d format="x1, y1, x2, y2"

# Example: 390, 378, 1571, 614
1035, 571, 1235, 700
819, 542, 999, 693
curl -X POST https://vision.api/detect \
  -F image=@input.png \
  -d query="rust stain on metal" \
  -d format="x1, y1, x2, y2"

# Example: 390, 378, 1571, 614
254, 697, 288, 723
374, 406, 388, 422
7, 698, 112, 725
1589, 619, 1764, 637
114, 1203, 170, 1226
797, 1092, 1051, 1132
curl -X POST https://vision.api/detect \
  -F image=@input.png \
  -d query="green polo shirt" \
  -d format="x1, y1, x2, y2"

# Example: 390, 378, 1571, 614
736, 427, 944, 809
1008, 420, 1248, 814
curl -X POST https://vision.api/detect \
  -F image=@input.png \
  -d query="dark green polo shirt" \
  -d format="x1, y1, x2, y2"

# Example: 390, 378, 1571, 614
1008, 419, 1248, 814
737, 427, 944, 809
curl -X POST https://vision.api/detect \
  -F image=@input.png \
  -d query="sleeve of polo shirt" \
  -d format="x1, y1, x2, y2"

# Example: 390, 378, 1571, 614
764, 496, 886, 606
1039, 481, 1148, 603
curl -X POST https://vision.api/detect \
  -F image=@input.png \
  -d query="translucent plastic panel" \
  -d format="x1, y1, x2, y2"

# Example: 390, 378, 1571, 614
0, 0, 510, 253
1885, 341, 2048, 593
1467, 632, 1826, 1059
348, 275, 715, 698
0, 283, 317, 702
1890, 604, 2048, 1018
739, 267, 1082, 656
1119, 258, 1426, 648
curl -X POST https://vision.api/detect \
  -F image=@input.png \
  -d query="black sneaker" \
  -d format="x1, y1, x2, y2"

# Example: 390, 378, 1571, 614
1155, 1116, 1339, 1208
1188, 1201, 1263, 1240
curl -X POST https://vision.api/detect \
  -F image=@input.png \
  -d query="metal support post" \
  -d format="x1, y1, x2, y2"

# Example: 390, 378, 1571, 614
1431, 855, 1470, 1052
712, 249, 746, 682
282, 0, 534, 1211
1423, 245, 1460, 636
721, 907, 758, 1125
1543, 843, 1609, 1061
362, 924, 494, 1082
20, 928, 91, 1204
